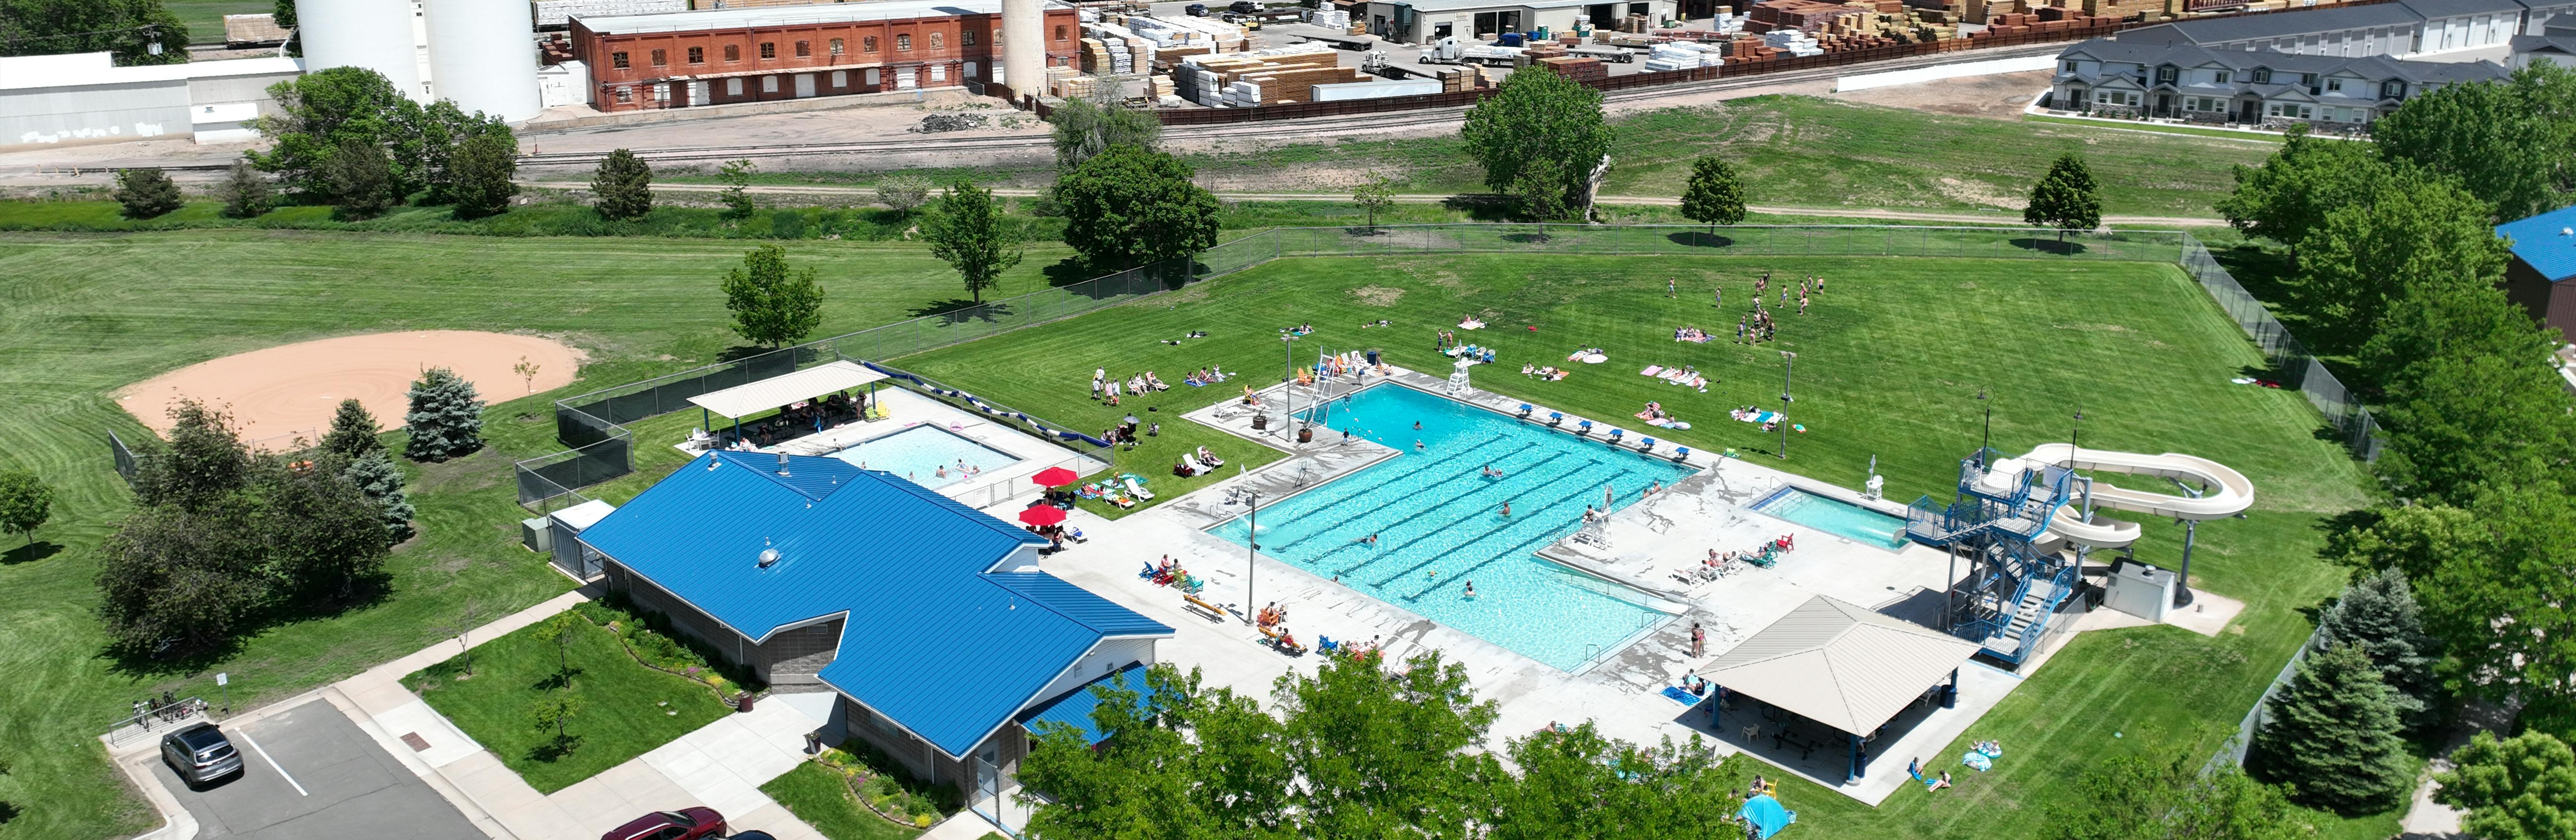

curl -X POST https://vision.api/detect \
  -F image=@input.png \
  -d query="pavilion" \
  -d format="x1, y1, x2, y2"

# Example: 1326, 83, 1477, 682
1704, 595, 1982, 784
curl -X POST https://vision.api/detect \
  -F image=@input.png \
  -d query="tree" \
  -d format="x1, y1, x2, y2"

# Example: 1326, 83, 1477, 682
1352, 173, 1396, 233
1054, 145, 1221, 270
0, 0, 190, 65
0, 468, 52, 548
272, 0, 297, 56
512, 356, 541, 395
2043, 748, 2310, 840
412, 100, 510, 208
251, 66, 424, 199
876, 174, 932, 218
1048, 90, 1163, 170
717, 159, 757, 220
324, 136, 396, 219
130, 399, 252, 512
1678, 155, 1747, 234
256, 453, 393, 603
1270, 651, 1495, 836
2215, 129, 2387, 260
2434, 730, 2576, 840
341, 450, 414, 542
924, 180, 1023, 305
529, 693, 585, 754
1020, 664, 1291, 840
216, 159, 274, 219
2252, 643, 2413, 812
402, 367, 485, 461
2374, 64, 2576, 221
446, 130, 517, 219
533, 612, 580, 678
2293, 168, 2509, 347
2334, 487, 2576, 719
95, 500, 267, 656
2315, 568, 2440, 728
1484, 724, 1745, 840
2363, 285, 2576, 503
112, 167, 183, 219
1461, 67, 1611, 221
590, 148, 654, 220
720, 243, 825, 348
2023, 153, 2101, 242
320, 399, 382, 460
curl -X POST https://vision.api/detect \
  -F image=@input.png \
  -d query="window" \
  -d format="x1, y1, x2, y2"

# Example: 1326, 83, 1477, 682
2326, 78, 2342, 92
863, 36, 879, 53
2063, 60, 2078, 72
725, 44, 741, 62
615, 86, 632, 102
2212, 70, 2231, 84
726, 78, 743, 95
2093, 90, 2138, 106
897, 34, 912, 51
760, 41, 777, 59
929, 32, 944, 50
2266, 102, 2314, 119
795, 40, 811, 57
963, 29, 976, 46
830, 38, 845, 55
650, 48, 666, 67
612, 51, 630, 69
763, 75, 779, 92
2382, 80, 2405, 98
2299, 73, 2316, 86
1055, 24, 1068, 40
2250, 67, 2270, 84
688, 46, 704, 64
865, 67, 880, 85
929, 63, 946, 81
831, 70, 846, 87
2154, 65, 2176, 84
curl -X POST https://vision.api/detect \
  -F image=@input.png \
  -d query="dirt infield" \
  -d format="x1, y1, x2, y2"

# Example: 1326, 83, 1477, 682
118, 331, 586, 447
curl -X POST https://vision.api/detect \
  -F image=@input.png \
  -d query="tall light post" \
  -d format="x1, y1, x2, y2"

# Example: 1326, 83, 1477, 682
1232, 484, 1263, 625
1281, 331, 1298, 382
1976, 388, 1992, 468
1776, 351, 1796, 459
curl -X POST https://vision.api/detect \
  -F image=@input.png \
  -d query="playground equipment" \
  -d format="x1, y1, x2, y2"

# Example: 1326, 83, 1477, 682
1907, 445, 2252, 664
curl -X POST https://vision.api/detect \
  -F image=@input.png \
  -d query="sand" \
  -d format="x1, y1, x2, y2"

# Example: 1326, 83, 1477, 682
118, 331, 587, 447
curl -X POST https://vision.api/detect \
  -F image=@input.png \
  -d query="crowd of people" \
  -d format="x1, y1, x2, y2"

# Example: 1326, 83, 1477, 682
714, 390, 867, 449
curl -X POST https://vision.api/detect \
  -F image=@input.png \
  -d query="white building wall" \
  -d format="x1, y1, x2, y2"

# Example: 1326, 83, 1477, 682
1025, 636, 1159, 707
1, 81, 189, 146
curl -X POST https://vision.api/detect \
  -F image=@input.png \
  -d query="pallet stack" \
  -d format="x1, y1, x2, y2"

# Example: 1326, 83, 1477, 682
1645, 40, 1724, 69
1533, 55, 1608, 82
1120, 13, 1250, 52
1176, 42, 1352, 106
1425, 65, 1485, 92
1971, 8, 2115, 36
1743, 0, 1870, 33
1308, 8, 1352, 28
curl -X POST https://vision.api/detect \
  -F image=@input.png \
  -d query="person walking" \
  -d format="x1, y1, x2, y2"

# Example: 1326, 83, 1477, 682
1690, 622, 1706, 657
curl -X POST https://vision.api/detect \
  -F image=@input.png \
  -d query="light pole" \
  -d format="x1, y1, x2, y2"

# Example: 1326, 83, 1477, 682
1776, 351, 1796, 459
1281, 332, 1298, 382
1233, 483, 1263, 626
1976, 388, 1992, 468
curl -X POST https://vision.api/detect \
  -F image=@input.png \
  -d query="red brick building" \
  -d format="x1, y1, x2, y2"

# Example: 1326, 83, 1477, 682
568, 0, 1078, 111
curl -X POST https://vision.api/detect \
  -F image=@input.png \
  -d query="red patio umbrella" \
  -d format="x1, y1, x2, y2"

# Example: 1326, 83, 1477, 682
1019, 505, 1068, 527
1031, 467, 1080, 487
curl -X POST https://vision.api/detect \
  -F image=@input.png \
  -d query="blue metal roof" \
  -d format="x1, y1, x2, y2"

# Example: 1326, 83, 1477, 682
579, 451, 1171, 759
2499, 204, 2576, 282
1015, 662, 1153, 745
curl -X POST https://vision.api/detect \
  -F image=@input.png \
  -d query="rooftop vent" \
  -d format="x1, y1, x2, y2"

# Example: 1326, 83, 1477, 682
2562, 226, 2572, 236
758, 547, 781, 568
775, 451, 792, 477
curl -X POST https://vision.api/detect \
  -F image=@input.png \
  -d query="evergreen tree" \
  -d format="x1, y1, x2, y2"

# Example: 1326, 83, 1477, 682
256, 453, 392, 603
2253, 643, 2414, 812
130, 399, 252, 512
111, 167, 183, 218
1678, 155, 1747, 234
1053, 145, 1221, 270
590, 148, 654, 220
719, 243, 825, 347
923, 179, 1022, 304
324, 136, 395, 219
1462, 66, 1611, 221
2434, 730, 2576, 840
341, 450, 414, 542
2023, 153, 2102, 242
216, 159, 273, 218
717, 158, 757, 220
0, 468, 52, 549
319, 398, 383, 460
447, 130, 518, 219
2316, 568, 2440, 727
402, 367, 484, 461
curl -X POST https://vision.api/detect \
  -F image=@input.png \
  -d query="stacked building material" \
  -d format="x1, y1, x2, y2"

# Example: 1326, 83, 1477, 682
1122, 14, 1249, 51
1533, 55, 1608, 82
1971, 8, 2115, 36
1175, 41, 1341, 106
2077, 0, 2163, 20
1761, 28, 1826, 54
1311, 77, 1444, 101
1644, 40, 1725, 69
1308, 8, 1353, 28
1743, 0, 1869, 33
1426, 65, 1484, 91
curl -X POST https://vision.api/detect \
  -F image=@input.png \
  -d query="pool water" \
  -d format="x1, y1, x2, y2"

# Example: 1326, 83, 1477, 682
1209, 384, 1696, 670
828, 425, 1020, 489
1750, 487, 1910, 549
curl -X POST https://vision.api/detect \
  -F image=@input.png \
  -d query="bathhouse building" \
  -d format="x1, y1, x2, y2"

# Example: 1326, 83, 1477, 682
575, 450, 1172, 795
2498, 204, 2576, 338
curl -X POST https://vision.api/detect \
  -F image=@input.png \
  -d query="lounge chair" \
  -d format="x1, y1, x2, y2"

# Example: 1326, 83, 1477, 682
1607, 428, 1626, 441
1639, 437, 1657, 452
1548, 412, 1564, 426
1123, 476, 1156, 500
1576, 420, 1594, 434
1517, 404, 1533, 418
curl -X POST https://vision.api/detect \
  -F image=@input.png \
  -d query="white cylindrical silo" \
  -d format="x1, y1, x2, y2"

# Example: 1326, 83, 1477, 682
1002, 0, 1046, 102
295, 0, 425, 101
424, 0, 542, 122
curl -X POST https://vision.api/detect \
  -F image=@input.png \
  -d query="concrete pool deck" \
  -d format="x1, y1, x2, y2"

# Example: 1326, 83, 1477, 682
683, 387, 1111, 511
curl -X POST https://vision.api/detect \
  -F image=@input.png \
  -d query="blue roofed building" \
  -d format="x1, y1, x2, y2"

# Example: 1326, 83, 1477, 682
2498, 205, 2576, 338
574, 450, 1173, 793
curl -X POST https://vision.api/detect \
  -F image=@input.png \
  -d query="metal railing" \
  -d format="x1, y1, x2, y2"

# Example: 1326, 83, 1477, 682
104, 696, 209, 749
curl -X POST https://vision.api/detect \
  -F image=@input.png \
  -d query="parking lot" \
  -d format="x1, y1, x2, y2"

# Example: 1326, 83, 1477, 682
149, 700, 480, 840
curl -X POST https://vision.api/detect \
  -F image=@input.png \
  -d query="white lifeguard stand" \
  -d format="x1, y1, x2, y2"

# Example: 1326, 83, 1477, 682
1445, 356, 1474, 396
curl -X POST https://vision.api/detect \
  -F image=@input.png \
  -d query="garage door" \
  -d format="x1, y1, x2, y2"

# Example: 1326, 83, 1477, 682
795, 73, 816, 97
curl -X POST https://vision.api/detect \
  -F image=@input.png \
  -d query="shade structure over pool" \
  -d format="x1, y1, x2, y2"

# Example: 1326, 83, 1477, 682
685, 360, 887, 419
1031, 466, 1080, 487
1701, 595, 1980, 736
1019, 505, 1067, 526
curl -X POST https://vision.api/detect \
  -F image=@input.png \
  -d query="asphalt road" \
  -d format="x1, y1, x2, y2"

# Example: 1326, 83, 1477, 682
150, 700, 478, 840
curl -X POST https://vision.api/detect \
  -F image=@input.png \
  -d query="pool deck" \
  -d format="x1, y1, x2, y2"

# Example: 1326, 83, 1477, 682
687, 388, 1111, 511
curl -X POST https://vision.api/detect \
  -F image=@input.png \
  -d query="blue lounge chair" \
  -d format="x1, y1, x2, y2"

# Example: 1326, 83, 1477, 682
1577, 420, 1594, 434
1549, 412, 1564, 426
1674, 446, 1691, 461
1607, 428, 1626, 441
1640, 436, 1658, 451
1517, 404, 1533, 417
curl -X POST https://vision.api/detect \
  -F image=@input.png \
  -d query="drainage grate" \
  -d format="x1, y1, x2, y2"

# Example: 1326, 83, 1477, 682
399, 732, 430, 752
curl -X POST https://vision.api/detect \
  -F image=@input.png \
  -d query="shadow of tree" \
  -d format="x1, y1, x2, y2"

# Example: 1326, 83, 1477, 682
1501, 232, 1553, 244
532, 666, 584, 692
1666, 231, 1736, 249
527, 734, 584, 763
2008, 237, 2090, 255
2, 541, 62, 565
1441, 194, 1518, 222
904, 299, 1015, 324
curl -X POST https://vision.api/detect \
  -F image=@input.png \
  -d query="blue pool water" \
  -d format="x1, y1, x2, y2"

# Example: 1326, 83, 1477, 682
828, 425, 1020, 489
1209, 384, 1696, 670
1750, 487, 1910, 549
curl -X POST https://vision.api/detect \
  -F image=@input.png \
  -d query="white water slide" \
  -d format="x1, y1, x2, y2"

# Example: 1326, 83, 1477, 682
2008, 444, 2256, 549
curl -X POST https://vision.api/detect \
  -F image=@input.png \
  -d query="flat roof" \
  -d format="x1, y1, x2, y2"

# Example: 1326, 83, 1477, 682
2127, 2, 2431, 45
0, 53, 301, 92
686, 360, 887, 420
1383, 0, 1652, 13
578, 0, 1067, 34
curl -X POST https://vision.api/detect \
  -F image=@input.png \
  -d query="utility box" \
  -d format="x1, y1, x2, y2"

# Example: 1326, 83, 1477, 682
2104, 559, 2175, 622
520, 517, 554, 553
546, 500, 619, 579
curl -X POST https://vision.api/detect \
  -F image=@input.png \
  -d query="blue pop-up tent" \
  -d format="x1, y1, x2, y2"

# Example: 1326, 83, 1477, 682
1739, 793, 1795, 839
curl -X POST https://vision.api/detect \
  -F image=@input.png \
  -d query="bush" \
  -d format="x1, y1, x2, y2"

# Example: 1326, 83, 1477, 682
112, 168, 185, 219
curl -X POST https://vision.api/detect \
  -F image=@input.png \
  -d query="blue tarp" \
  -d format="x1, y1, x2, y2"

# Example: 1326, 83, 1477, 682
1739, 794, 1795, 839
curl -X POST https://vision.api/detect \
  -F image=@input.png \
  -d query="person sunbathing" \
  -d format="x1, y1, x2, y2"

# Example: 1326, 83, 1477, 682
1521, 363, 1536, 377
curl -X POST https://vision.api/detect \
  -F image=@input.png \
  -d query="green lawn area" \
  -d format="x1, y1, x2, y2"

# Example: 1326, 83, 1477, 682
168, 0, 270, 44
893, 251, 2386, 837
761, 762, 925, 840
2021, 113, 2291, 145
403, 615, 730, 793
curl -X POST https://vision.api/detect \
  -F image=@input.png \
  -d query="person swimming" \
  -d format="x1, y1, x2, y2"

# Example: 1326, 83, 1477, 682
1500, 500, 1512, 517
1463, 581, 1477, 598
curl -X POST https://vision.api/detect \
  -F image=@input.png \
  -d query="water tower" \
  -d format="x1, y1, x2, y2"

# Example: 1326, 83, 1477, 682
425, 0, 542, 121
295, 0, 425, 101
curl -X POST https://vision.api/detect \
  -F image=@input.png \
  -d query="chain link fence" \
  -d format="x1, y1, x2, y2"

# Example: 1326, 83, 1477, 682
2180, 233, 2381, 460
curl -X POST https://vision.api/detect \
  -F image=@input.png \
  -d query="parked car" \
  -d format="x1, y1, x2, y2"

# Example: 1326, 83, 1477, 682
727, 833, 777, 840
159, 723, 243, 788
1228, 0, 1261, 12
602, 808, 726, 840
1184, 3, 1208, 15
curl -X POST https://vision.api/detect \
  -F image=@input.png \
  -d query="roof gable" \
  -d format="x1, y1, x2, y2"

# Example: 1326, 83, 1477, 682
1700, 597, 1982, 735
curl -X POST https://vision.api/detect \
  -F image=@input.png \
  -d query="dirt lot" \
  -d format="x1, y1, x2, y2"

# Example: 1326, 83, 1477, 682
1828, 69, 2052, 119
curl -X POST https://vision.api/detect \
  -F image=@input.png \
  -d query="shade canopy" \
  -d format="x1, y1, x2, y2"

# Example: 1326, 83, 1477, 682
1018, 505, 1067, 526
686, 360, 887, 420
1700, 595, 1981, 736
1031, 467, 1080, 487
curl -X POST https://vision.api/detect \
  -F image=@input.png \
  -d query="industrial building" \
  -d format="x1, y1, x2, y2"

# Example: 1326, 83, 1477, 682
2050, 36, 2505, 122
1360, 0, 1681, 44
0, 51, 301, 149
567, 0, 1079, 111
2115, 0, 2575, 57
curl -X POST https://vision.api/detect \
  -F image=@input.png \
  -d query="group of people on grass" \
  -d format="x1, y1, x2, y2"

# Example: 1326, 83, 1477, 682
1092, 368, 1176, 406
1735, 272, 1825, 345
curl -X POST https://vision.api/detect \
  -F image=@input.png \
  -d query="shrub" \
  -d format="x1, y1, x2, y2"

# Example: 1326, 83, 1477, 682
113, 168, 185, 219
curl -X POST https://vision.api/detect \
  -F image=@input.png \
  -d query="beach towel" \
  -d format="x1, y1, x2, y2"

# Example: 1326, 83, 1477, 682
1961, 752, 1993, 772
1641, 365, 1665, 377
1659, 686, 1699, 705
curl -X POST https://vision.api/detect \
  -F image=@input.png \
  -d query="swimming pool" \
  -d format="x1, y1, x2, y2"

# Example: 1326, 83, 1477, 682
1750, 486, 1910, 549
827, 425, 1021, 489
1208, 384, 1696, 670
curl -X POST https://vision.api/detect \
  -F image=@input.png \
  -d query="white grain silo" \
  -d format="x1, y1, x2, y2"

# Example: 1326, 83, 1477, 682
294, 0, 426, 101
1001, 0, 1044, 100
424, 0, 542, 122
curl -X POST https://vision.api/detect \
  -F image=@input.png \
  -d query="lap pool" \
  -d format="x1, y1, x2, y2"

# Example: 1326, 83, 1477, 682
1209, 384, 1696, 670
826, 425, 1020, 489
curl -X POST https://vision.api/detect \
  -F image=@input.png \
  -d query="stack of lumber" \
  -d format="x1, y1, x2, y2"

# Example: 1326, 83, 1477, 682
1971, 8, 2114, 35
1176, 42, 1343, 106
1645, 40, 1723, 69
1425, 65, 1484, 91
1309, 8, 1352, 27
1081, 22, 1161, 73
1744, 0, 1869, 32
1122, 14, 1249, 51
1761, 28, 1825, 54
1533, 55, 1608, 82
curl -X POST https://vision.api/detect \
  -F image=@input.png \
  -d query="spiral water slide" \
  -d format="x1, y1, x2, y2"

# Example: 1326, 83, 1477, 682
2019, 443, 2256, 549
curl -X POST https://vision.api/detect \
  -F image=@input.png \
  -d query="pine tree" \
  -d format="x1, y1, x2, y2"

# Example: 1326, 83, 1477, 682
217, 159, 274, 219
402, 368, 484, 461
112, 167, 185, 219
447, 131, 518, 220
1679, 155, 1747, 234
325, 137, 396, 219
2024, 153, 2102, 243
319, 399, 383, 460
591, 149, 654, 221
2316, 568, 2441, 727
341, 450, 414, 542
2253, 643, 2414, 812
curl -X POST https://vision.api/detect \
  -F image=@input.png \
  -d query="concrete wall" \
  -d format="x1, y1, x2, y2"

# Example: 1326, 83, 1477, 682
2, 80, 188, 146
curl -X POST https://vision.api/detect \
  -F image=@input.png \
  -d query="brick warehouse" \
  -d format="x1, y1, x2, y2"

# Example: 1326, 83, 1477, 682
569, 0, 1079, 111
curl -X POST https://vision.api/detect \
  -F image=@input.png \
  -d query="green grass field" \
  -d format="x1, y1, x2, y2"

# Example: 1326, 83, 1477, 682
761, 762, 926, 840
167, 0, 270, 44
892, 252, 2386, 838
404, 617, 731, 793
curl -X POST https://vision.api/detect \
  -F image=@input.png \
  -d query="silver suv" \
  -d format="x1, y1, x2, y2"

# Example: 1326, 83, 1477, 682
160, 723, 243, 788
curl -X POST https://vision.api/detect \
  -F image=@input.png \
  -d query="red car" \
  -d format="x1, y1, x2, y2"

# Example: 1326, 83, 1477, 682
602, 808, 725, 840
